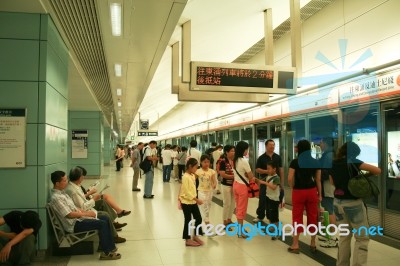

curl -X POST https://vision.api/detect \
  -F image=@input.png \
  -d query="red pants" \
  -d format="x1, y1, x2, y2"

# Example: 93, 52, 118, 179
233, 181, 249, 220
291, 187, 318, 234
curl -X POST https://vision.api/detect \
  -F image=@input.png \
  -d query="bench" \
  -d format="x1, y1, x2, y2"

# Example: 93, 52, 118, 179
46, 204, 98, 248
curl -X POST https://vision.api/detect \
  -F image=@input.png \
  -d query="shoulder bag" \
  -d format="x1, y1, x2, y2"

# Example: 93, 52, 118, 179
234, 168, 259, 198
347, 163, 380, 199
139, 147, 152, 173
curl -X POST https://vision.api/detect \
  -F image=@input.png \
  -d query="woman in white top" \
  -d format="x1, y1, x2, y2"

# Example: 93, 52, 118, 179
233, 141, 256, 238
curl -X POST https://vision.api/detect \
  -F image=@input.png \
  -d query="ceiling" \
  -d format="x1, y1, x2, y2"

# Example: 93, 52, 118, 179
0, 0, 332, 140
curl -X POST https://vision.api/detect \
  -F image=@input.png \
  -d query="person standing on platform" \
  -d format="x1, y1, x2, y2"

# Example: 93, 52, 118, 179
171, 145, 179, 181
318, 137, 338, 248
253, 139, 283, 223
188, 140, 201, 164
179, 158, 204, 247
131, 142, 144, 191
161, 144, 173, 183
218, 145, 235, 226
287, 140, 321, 254
329, 141, 381, 266
177, 147, 188, 183
143, 140, 158, 199
115, 145, 124, 171
0, 211, 42, 265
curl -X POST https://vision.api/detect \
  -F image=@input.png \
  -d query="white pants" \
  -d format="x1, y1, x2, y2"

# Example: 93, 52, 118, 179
198, 190, 213, 223
222, 185, 235, 221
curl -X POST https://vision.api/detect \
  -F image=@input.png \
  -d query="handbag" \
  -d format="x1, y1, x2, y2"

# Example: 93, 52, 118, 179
234, 168, 259, 198
347, 163, 380, 199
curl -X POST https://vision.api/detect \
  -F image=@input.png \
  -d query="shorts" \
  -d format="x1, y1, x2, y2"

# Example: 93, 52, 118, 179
321, 197, 334, 215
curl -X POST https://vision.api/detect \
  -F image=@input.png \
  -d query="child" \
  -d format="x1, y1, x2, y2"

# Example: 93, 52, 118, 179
179, 158, 204, 246
195, 155, 217, 234
256, 161, 280, 240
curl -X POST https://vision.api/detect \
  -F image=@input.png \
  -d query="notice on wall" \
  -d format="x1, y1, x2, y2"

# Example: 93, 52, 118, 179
71, 130, 88, 159
0, 108, 26, 168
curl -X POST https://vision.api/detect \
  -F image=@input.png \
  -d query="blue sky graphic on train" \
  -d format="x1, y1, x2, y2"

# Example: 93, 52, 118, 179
287, 39, 380, 165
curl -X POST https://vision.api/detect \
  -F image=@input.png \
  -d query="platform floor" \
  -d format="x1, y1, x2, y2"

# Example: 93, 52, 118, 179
51, 160, 400, 265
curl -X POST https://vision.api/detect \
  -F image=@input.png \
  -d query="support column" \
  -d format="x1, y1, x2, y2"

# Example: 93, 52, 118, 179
0, 13, 69, 249
290, 0, 302, 78
264, 9, 274, 65
68, 111, 104, 177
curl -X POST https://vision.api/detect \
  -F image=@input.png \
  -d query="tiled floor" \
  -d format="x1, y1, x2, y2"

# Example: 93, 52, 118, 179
62, 161, 400, 265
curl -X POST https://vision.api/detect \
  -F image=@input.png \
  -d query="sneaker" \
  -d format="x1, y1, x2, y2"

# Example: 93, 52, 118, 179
99, 251, 121, 260
271, 236, 277, 241
114, 236, 126, 244
252, 218, 262, 223
143, 195, 154, 199
319, 239, 338, 248
216, 190, 221, 194
318, 235, 328, 241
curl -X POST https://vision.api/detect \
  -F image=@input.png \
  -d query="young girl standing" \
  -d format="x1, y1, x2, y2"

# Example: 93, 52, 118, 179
179, 158, 204, 246
196, 155, 217, 229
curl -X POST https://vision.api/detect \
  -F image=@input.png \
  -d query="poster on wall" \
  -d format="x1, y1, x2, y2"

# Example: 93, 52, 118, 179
0, 108, 26, 168
71, 130, 88, 159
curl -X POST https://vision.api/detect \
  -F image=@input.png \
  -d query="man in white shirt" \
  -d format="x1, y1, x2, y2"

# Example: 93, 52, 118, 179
143, 141, 158, 198
161, 144, 173, 182
188, 140, 201, 166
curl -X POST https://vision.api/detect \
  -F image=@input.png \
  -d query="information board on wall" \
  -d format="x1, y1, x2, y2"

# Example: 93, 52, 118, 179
71, 130, 88, 159
191, 61, 296, 94
0, 108, 26, 168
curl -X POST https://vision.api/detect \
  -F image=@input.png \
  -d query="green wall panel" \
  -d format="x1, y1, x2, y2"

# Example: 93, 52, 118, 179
0, 82, 39, 123
39, 41, 68, 98
37, 125, 67, 166
0, 39, 39, 81
0, 12, 40, 39
0, 167, 38, 209
37, 162, 67, 208
26, 124, 38, 166
37, 208, 47, 250
38, 82, 68, 129
40, 15, 68, 65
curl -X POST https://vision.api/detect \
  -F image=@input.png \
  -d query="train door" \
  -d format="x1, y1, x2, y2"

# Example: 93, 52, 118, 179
281, 118, 306, 205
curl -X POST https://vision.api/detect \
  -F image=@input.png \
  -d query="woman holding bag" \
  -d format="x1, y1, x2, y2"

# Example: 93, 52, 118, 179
233, 141, 256, 238
329, 141, 381, 266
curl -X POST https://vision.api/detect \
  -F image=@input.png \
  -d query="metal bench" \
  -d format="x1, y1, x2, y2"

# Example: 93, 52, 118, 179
46, 204, 98, 248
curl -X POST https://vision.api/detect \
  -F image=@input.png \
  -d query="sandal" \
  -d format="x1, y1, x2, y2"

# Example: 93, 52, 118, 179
99, 251, 121, 260
310, 245, 317, 253
185, 240, 200, 247
117, 210, 131, 218
287, 247, 300, 254
193, 236, 204, 245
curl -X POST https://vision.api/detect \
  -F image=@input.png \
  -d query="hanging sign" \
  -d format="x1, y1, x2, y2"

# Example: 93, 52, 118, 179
0, 108, 26, 168
71, 130, 88, 159
137, 131, 158, 137
191, 61, 296, 94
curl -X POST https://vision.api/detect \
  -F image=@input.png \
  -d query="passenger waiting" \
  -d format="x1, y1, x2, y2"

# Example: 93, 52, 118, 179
196, 155, 217, 234
329, 141, 381, 266
287, 139, 322, 254
65, 167, 126, 243
233, 141, 256, 239
177, 147, 188, 182
0, 211, 42, 265
49, 171, 121, 260
218, 145, 236, 226
179, 158, 204, 247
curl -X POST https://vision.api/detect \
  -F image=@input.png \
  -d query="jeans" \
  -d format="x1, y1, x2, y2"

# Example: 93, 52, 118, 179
334, 198, 369, 266
256, 184, 267, 219
181, 203, 203, 239
162, 164, 172, 182
74, 215, 116, 253
144, 169, 154, 196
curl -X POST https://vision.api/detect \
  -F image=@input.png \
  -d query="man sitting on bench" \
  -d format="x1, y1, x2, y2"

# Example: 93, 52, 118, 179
49, 170, 121, 260
0, 210, 41, 265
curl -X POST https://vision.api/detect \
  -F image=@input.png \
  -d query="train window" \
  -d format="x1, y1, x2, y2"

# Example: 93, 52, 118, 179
228, 130, 240, 146
309, 114, 338, 159
343, 104, 379, 207
285, 119, 306, 161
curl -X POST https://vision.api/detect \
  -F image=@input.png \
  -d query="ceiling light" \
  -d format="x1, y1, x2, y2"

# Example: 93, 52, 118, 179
110, 3, 122, 36
118, 101, 122, 107
118, 110, 122, 114
116, 88, 122, 96
115, 64, 122, 77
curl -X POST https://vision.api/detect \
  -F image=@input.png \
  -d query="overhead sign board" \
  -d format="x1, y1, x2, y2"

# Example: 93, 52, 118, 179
137, 131, 158, 137
140, 119, 149, 130
191, 61, 296, 94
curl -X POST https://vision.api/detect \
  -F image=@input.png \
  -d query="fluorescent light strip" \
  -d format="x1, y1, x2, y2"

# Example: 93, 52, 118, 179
110, 3, 122, 36
118, 101, 122, 107
115, 64, 122, 77
116, 88, 122, 96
